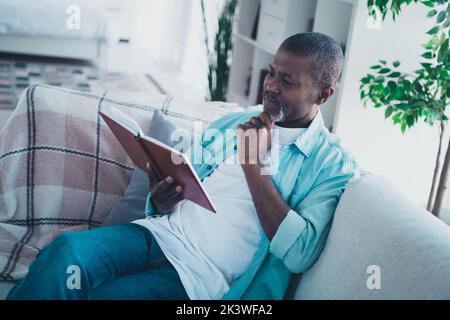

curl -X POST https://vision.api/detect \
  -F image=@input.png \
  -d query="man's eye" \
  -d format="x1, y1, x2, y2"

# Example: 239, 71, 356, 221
283, 78, 294, 85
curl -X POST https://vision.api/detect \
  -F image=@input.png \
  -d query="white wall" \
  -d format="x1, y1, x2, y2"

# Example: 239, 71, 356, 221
335, 1, 447, 209
104, 0, 225, 101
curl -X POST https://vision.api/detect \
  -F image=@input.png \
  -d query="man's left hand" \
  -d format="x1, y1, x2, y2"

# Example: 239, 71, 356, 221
237, 112, 274, 167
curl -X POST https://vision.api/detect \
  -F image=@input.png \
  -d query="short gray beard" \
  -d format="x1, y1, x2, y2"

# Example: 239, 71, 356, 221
269, 104, 287, 123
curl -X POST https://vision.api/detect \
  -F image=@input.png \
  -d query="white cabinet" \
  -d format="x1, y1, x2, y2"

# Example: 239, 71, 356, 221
257, 14, 286, 51
258, 0, 316, 53
261, 0, 290, 20
228, 0, 357, 132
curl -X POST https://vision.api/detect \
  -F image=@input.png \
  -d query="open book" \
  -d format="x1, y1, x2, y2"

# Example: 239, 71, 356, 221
100, 108, 217, 214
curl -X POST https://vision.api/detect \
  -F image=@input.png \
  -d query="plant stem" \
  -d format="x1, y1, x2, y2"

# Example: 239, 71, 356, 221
432, 135, 450, 217
200, 0, 210, 58
427, 120, 445, 211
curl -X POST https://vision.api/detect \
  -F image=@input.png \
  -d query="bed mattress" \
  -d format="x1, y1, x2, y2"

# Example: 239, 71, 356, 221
0, 0, 107, 40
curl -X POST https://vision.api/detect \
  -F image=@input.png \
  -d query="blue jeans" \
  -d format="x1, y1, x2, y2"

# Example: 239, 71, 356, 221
7, 224, 188, 300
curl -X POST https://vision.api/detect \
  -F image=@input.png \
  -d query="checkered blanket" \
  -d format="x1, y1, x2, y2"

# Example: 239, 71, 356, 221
0, 84, 240, 280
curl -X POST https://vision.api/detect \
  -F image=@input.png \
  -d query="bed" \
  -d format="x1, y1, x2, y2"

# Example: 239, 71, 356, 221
0, 0, 113, 63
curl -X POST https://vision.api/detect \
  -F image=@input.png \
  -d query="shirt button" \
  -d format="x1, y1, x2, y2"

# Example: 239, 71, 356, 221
207, 165, 212, 170
234, 145, 237, 150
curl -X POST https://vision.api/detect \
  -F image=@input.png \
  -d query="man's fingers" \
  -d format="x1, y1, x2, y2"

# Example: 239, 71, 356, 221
146, 162, 159, 188
153, 176, 175, 194
165, 185, 184, 199
237, 123, 249, 130
170, 193, 185, 205
146, 162, 157, 180
249, 117, 265, 129
259, 112, 274, 130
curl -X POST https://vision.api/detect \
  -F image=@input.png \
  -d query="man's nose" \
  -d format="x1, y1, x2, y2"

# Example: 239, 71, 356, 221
265, 76, 280, 95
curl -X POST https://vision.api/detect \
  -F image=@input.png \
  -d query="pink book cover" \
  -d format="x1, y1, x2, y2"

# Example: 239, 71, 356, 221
100, 109, 217, 214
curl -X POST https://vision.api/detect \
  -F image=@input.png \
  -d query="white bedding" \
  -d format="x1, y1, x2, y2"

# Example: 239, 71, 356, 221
0, 0, 108, 40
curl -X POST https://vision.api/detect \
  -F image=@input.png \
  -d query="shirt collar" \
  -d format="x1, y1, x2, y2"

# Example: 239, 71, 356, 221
291, 111, 325, 157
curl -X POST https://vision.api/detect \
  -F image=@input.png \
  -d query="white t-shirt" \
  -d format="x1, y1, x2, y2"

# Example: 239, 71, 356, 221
133, 125, 305, 299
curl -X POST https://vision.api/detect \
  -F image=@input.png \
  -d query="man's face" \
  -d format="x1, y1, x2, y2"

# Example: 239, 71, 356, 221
263, 48, 329, 124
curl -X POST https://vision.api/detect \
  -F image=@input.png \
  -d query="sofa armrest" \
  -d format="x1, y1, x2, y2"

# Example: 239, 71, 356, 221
0, 85, 241, 280
294, 173, 450, 299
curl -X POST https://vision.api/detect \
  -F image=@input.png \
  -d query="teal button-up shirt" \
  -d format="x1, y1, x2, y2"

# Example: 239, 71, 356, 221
145, 109, 359, 300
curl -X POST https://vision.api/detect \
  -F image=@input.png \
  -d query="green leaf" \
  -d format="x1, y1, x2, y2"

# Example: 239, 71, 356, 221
374, 75, 385, 82
385, 106, 394, 118
379, 60, 387, 65
423, 42, 434, 50
401, 122, 407, 133
422, 108, 431, 116
427, 9, 438, 17
422, 1, 435, 8
361, 76, 372, 84
374, 103, 383, 108
388, 72, 401, 78
427, 26, 440, 35
422, 52, 434, 59
379, 68, 391, 74
444, 18, 450, 28
437, 11, 447, 23
440, 70, 450, 80
360, 90, 366, 99
442, 114, 449, 121
420, 62, 433, 69
388, 80, 397, 90
393, 61, 401, 67
403, 80, 412, 92
406, 115, 415, 127
438, 38, 449, 63
370, 65, 382, 69
396, 103, 409, 110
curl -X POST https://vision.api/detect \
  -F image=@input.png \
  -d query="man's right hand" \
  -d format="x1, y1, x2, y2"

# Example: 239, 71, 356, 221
146, 162, 185, 215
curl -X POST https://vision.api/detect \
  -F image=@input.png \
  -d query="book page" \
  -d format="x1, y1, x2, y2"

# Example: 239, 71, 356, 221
108, 107, 144, 136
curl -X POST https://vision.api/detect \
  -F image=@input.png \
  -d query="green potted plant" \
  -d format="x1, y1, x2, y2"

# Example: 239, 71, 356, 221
360, 0, 449, 217
201, 0, 238, 101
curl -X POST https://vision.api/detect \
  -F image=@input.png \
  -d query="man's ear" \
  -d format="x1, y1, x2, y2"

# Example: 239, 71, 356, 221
315, 87, 334, 106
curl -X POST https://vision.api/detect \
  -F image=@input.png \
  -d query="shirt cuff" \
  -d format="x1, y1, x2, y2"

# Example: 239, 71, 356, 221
270, 209, 307, 260
144, 192, 158, 217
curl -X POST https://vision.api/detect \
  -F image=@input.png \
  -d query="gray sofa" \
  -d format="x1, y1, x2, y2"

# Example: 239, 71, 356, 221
1, 86, 449, 300
2, 173, 449, 300
294, 173, 450, 299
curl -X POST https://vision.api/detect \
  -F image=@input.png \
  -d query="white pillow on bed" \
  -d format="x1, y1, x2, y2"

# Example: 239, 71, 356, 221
0, 0, 107, 40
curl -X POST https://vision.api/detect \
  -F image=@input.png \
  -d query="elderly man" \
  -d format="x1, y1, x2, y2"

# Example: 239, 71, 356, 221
8, 32, 359, 300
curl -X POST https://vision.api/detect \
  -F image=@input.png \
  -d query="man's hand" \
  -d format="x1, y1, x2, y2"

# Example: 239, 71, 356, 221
237, 112, 291, 240
146, 162, 185, 215
237, 112, 274, 167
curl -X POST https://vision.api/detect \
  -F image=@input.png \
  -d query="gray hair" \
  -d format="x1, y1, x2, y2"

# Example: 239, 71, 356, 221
281, 32, 344, 89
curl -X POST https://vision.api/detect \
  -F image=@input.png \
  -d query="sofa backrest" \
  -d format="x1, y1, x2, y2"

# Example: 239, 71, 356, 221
0, 85, 242, 281
294, 173, 450, 299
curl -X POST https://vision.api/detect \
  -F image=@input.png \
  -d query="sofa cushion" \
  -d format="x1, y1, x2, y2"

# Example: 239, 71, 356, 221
102, 110, 192, 225
294, 173, 450, 299
0, 85, 242, 282
0, 281, 17, 300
